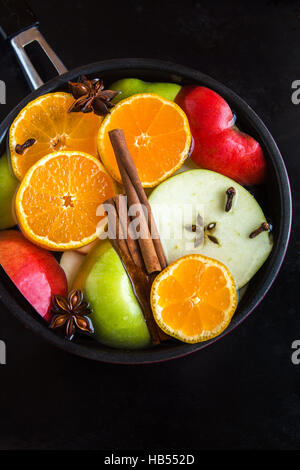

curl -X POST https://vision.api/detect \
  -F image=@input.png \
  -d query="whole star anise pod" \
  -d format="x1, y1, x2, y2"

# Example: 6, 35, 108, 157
68, 75, 120, 116
49, 289, 94, 340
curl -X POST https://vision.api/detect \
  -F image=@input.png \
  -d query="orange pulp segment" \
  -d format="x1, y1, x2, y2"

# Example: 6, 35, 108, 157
97, 93, 191, 187
151, 254, 237, 343
9, 92, 102, 180
15, 151, 116, 251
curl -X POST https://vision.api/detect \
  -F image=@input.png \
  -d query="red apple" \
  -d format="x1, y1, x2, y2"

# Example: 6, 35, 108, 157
193, 128, 266, 186
176, 86, 266, 185
0, 230, 67, 322
177, 85, 234, 136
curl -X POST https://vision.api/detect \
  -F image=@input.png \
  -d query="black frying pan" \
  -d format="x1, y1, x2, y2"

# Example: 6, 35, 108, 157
0, 0, 292, 364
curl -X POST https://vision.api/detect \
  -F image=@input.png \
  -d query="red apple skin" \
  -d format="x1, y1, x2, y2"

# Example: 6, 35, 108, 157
0, 230, 67, 322
176, 86, 267, 185
193, 128, 266, 185
176, 86, 234, 136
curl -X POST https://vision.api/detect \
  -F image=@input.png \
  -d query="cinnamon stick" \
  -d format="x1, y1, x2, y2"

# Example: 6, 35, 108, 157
105, 129, 170, 344
105, 198, 132, 261
114, 194, 145, 270
109, 129, 167, 270
111, 232, 161, 345
105, 197, 170, 345
109, 129, 165, 274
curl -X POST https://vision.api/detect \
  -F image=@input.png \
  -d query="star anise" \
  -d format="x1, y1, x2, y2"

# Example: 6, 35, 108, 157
68, 75, 120, 116
49, 289, 94, 340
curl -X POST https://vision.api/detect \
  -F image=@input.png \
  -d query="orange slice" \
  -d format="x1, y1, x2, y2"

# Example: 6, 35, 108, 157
151, 254, 237, 343
15, 151, 116, 251
97, 93, 191, 187
9, 92, 102, 180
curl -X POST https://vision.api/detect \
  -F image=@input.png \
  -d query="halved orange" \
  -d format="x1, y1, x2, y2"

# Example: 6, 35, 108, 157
15, 151, 116, 251
151, 254, 237, 343
97, 93, 191, 187
9, 92, 102, 180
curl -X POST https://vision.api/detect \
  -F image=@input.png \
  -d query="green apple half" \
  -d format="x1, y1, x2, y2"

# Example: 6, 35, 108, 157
110, 78, 182, 103
73, 240, 151, 349
0, 153, 19, 229
149, 169, 273, 288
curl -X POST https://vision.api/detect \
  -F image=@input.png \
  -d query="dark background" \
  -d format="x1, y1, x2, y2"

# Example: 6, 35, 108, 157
0, 0, 299, 450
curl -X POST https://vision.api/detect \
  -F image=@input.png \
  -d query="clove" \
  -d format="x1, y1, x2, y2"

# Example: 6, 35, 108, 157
15, 138, 36, 155
225, 187, 236, 212
249, 222, 270, 239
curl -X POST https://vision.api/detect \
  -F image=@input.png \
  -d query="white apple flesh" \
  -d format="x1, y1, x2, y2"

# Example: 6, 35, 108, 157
149, 169, 273, 288
60, 251, 86, 288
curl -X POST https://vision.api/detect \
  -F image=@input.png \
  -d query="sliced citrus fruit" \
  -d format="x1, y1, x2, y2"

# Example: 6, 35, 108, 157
9, 92, 102, 180
151, 254, 237, 343
15, 151, 116, 251
97, 93, 191, 187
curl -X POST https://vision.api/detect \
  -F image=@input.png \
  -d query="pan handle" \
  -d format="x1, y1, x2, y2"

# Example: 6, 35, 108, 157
0, 0, 67, 90
11, 27, 68, 90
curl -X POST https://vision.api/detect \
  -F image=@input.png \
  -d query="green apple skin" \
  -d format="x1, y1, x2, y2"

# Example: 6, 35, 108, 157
110, 78, 182, 103
149, 169, 273, 289
0, 154, 18, 229
73, 240, 151, 349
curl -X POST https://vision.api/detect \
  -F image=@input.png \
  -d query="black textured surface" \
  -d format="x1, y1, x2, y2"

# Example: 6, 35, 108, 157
0, 0, 38, 40
0, 0, 299, 450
